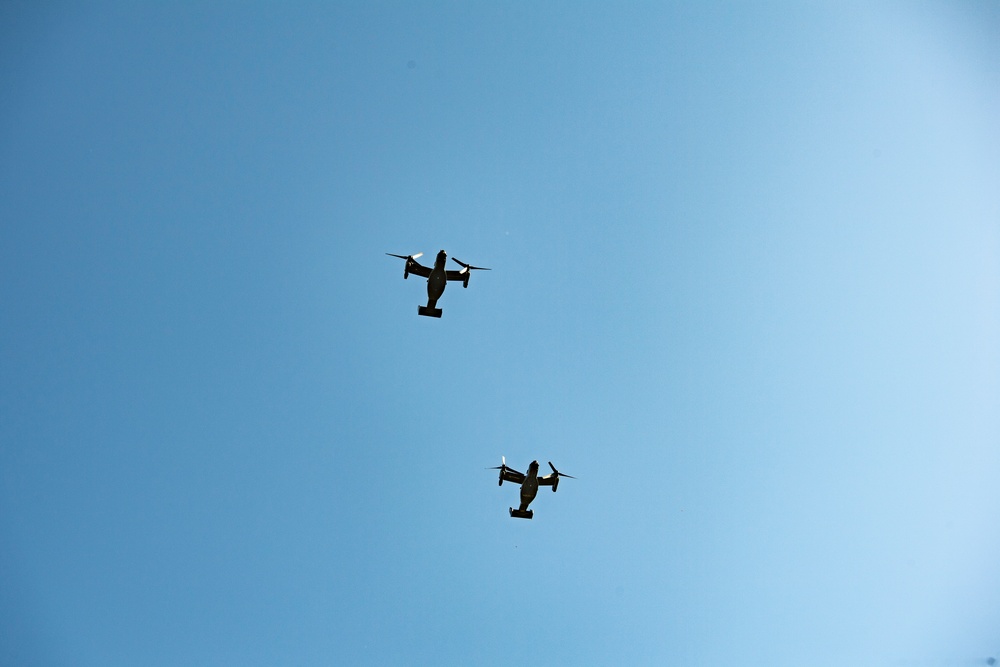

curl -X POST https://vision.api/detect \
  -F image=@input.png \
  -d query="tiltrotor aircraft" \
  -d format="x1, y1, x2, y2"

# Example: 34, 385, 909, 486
488, 458, 575, 519
386, 250, 490, 317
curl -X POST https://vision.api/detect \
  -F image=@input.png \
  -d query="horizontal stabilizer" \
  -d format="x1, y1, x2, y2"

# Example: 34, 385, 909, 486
417, 306, 442, 318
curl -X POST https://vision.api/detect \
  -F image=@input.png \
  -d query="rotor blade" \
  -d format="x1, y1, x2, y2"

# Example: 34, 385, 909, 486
451, 257, 491, 271
548, 462, 576, 478
386, 252, 423, 260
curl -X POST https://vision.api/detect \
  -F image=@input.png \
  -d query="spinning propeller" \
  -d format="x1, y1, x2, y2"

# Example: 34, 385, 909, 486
386, 252, 423, 278
547, 461, 575, 479
451, 257, 491, 274
546, 461, 575, 492
487, 456, 508, 486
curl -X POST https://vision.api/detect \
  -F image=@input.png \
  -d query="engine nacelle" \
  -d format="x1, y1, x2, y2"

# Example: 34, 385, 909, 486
462, 274, 469, 288
552, 477, 559, 492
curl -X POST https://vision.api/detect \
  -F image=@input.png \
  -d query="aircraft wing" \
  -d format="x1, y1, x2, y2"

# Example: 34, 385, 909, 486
445, 269, 467, 282
500, 467, 525, 485
406, 259, 432, 278
537, 473, 558, 487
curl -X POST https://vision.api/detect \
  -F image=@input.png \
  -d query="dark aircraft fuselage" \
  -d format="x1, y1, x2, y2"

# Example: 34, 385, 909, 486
425, 250, 449, 309
518, 461, 541, 511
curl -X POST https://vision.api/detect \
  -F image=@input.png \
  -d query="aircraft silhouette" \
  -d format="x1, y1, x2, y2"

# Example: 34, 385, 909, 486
386, 250, 489, 317
488, 458, 574, 519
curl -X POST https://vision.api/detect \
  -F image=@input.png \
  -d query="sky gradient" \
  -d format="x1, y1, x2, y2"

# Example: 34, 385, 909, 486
2, 2, 999, 665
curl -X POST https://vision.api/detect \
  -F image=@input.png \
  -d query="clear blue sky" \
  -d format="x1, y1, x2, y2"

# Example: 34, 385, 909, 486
2, 2, 999, 665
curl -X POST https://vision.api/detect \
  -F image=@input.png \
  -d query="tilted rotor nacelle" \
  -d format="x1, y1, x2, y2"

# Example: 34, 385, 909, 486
547, 461, 574, 492
451, 257, 489, 288
386, 252, 423, 280
494, 456, 508, 486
